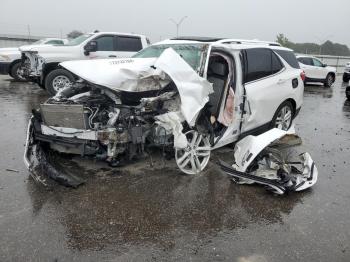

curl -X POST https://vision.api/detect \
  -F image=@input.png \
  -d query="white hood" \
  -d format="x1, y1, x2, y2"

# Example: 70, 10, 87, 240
19, 44, 68, 52
60, 48, 213, 126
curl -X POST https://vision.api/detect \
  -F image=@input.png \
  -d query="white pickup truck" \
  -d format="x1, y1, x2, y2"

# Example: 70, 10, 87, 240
20, 31, 150, 95
0, 38, 67, 81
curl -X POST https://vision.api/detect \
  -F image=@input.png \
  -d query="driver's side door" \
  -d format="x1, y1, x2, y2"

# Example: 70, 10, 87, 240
312, 58, 328, 79
87, 35, 119, 59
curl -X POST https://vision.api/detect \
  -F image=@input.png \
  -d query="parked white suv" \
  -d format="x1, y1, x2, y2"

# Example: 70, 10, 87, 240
343, 62, 350, 82
20, 32, 150, 95
0, 38, 67, 81
296, 55, 336, 87
25, 37, 304, 177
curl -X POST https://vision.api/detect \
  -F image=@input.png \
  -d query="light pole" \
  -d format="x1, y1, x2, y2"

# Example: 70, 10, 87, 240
169, 16, 188, 37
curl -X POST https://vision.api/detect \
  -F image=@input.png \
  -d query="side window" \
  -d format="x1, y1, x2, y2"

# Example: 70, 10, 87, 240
271, 52, 283, 74
245, 48, 283, 83
274, 50, 300, 69
312, 58, 323, 67
116, 36, 142, 52
298, 57, 313, 66
94, 36, 115, 51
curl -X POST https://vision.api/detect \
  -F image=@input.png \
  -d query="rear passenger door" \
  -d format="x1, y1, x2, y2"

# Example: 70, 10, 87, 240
115, 36, 143, 58
241, 48, 293, 132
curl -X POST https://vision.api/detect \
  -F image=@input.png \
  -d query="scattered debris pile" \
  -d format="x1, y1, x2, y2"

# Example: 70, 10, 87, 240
218, 128, 318, 194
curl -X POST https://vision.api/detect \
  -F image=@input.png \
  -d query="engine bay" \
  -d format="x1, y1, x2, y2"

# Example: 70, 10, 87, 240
31, 81, 183, 166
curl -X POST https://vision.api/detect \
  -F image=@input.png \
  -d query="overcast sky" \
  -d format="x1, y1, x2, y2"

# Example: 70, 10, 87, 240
1, 0, 349, 45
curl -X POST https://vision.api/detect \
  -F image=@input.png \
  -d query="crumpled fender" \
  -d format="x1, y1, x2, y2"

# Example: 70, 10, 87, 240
233, 128, 292, 172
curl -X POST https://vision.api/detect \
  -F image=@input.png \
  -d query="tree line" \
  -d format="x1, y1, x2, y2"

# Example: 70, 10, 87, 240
276, 34, 350, 56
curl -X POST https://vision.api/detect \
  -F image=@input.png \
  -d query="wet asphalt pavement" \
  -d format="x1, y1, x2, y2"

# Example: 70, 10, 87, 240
0, 75, 349, 262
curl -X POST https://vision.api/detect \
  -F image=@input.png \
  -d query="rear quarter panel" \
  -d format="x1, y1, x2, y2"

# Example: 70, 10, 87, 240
242, 64, 303, 133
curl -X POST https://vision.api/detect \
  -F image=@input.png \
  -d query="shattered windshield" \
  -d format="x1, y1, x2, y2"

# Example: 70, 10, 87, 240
65, 34, 93, 46
133, 44, 207, 71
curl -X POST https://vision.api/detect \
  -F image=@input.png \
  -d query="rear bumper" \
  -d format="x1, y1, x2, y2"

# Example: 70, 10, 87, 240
0, 62, 10, 75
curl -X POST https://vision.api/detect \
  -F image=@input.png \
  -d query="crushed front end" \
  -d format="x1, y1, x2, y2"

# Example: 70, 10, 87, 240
20, 51, 45, 83
24, 47, 214, 186
25, 81, 180, 168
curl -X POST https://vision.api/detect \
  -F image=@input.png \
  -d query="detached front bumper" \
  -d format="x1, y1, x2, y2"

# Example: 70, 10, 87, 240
24, 118, 86, 188
0, 62, 10, 75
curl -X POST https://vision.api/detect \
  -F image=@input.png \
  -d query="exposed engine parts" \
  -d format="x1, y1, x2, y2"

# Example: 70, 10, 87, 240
29, 81, 182, 169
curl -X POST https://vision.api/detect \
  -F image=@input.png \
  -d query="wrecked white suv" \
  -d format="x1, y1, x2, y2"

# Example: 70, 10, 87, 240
24, 37, 307, 190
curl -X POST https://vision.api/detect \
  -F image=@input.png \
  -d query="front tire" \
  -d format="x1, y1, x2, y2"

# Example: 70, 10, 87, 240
10, 62, 26, 82
271, 101, 294, 131
324, 73, 334, 87
45, 69, 75, 96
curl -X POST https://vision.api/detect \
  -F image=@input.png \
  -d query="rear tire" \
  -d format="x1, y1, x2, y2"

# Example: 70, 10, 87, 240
346, 86, 350, 100
45, 69, 75, 96
271, 101, 294, 131
10, 62, 26, 82
324, 73, 334, 87
343, 74, 349, 83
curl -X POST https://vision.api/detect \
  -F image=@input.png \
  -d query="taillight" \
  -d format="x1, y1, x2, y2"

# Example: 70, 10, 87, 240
300, 71, 306, 81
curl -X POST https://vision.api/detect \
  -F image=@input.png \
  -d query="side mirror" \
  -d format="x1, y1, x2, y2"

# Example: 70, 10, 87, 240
84, 41, 98, 55
322, 63, 327, 67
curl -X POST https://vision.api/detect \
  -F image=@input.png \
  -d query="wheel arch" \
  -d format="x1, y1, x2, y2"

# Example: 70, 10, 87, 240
42, 62, 60, 82
328, 71, 336, 79
285, 98, 297, 117
8, 59, 22, 77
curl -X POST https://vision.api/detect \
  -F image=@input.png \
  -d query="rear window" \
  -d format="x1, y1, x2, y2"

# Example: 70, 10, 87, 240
117, 36, 142, 52
274, 50, 300, 69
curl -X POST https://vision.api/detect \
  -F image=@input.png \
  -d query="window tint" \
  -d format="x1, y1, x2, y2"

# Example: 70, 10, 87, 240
244, 48, 284, 83
298, 57, 313, 66
274, 50, 300, 69
271, 52, 283, 74
95, 36, 115, 51
117, 36, 142, 52
312, 58, 323, 67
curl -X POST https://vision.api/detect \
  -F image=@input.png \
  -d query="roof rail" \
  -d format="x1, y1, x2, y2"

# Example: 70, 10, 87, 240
217, 39, 281, 47
170, 36, 225, 42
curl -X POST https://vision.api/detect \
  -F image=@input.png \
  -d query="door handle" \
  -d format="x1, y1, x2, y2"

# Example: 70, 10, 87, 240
109, 55, 117, 58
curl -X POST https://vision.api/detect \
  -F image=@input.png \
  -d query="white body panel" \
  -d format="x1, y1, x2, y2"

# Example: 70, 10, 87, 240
242, 55, 303, 133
